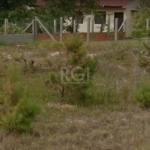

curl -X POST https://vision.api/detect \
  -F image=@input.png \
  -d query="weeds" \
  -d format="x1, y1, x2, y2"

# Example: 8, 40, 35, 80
0, 39, 150, 149
134, 77, 150, 109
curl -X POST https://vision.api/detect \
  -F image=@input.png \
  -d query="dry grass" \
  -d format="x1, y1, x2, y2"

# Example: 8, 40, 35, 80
0, 39, 150, 150
1, 105, 150, 150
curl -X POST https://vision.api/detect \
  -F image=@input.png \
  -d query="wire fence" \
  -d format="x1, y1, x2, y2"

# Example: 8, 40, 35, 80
38, 18, 54, 33
0, 17, 128, 43
0, 18, 33, 34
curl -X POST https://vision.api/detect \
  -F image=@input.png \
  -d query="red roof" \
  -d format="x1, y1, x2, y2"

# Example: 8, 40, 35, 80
98, 0, 135, 7
35, 0, 47, 7
35, 0, 135, 7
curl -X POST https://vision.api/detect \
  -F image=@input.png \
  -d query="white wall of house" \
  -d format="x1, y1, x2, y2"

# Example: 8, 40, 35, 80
123, 0, 140, 37
65, 0, 140, 37
78, 8, 125, 33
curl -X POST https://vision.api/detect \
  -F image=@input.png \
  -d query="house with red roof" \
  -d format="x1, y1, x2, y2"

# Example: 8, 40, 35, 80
36, 0, 140, 37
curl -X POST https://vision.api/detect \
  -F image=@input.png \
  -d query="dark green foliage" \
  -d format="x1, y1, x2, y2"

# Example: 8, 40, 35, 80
1, 98, 40, 133
83, 57, 99, 77
46, 0, 99, 17
64, 80, 93, 104
35, 0, 100, 33
65, 35, 83, 53
132, 28, 147, 38
0, 0, 35, 19
3, 0, 36, 10
133, 0, 150, 36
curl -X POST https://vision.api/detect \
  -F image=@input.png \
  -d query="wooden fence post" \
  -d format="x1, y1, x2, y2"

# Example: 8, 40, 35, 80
107, 15, 110, 40
33, 18, 38, 40
32, 19, 34, 33
87, 17, 90, 42
54, 19, 57, 33
60, 17, 63, 42
115, 18, 118, 42
73, 19, 76, 33
91, 19, 94, 41
146, 18, 149, 44
4, 18, 8, 35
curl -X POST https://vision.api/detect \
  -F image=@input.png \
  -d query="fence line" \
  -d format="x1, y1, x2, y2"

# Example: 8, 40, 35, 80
0, 17, 128, 43
35, 17, 56, 41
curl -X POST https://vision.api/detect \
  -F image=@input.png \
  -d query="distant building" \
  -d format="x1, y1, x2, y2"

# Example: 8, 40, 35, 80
35, 0, 140, 37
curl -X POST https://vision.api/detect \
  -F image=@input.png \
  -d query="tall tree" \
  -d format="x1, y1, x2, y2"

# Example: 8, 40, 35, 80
0, 0, 9, 9
45, 0, 100, 18
0, 0, 36, 18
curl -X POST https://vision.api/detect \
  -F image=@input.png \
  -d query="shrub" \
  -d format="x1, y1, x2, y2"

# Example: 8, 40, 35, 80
0, 65, 40, 133
132, 28, 147, 38
134, 78, 150, 108
46, 34, 98, 106
7, 24, 25, 34
0, 97, 40, 133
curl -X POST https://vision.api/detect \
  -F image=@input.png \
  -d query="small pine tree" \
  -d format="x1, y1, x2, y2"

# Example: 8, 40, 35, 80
46, 35, 98, 106
0, 65, 40, 133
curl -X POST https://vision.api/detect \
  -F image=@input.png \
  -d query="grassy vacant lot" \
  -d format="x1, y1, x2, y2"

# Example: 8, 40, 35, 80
0, 39, 150, 150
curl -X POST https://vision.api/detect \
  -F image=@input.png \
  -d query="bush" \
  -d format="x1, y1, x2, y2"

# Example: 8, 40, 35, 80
132, 28, 147, 38
7, 24, 25, 34
0, 65, 40, 133
46, 34, 98, 106
134, 78, 150, 108
1, 97, 40, 133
